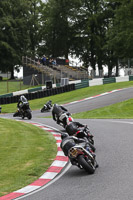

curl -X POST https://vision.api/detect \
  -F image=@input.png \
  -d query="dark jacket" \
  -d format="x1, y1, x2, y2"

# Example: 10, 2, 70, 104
65, 121, 85, 136
52, 104, 68, 121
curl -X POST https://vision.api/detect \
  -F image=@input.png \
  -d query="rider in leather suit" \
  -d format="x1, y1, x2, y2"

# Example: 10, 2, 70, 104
52, 104, 69, 125
45, 100, 52, 109
60, 133, 96, 164
65, 118, 93, 141
17, 95, 29, 111
65, 121, 85, 136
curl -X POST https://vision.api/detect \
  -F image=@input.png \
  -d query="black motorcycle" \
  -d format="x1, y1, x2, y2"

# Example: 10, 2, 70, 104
73, 126, 96, 152
40, 104, 52, 112
68, 142, 98, 174
13, 103, 32, 120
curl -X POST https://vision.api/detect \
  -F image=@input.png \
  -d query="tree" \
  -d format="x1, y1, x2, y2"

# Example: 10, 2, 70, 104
68, 0, 108, 75
40, 0, 81, 58
0, 0, 30, 78
106, 0, 133, 59
104, 0, 133, 76
26, 0, 43, 58
0, 0, 42, 78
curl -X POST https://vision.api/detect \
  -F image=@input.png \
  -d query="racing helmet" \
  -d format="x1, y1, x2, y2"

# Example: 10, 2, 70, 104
61, 132, 69, 140
68, 116, 74, 122
52, 103, 57, 111
20, 95, 27, 102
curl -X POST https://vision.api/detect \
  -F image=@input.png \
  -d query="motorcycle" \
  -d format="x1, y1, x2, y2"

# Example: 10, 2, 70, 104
57, 112, 74, 128
74, 126, 96, 152
13, 103, 32, 120
68, 141, 98, 174
40, 104, 52, 112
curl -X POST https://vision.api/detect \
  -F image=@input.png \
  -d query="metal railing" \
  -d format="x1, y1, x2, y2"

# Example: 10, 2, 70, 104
22, 56, 89, 82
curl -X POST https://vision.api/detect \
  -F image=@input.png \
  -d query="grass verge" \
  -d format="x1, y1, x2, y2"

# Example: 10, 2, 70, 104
0, 80, 30, 94
0, 81, 133, 196
0, 80, 44, 95
1, 81, 133, 113
0, 118, 57, 197
72, 98, 133, 119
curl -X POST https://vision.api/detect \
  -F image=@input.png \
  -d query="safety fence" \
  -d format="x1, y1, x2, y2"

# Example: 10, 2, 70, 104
0, 75, 133, 105
103, 77, 116, 84
129, 76, 133, 81
75, 79, 89, 89
0, 84, 75, 105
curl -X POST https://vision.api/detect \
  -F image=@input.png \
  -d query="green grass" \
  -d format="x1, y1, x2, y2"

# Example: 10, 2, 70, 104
0, 80, 29, 94
72, 98, 133, 119
1, 81, 133, 113
0, 80, 133, 196
0, 118, 57, 197
0, 80, 43, 95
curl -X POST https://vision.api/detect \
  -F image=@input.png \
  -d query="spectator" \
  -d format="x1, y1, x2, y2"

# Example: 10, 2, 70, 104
42, 55, 46, 65
52, 59, 57, 65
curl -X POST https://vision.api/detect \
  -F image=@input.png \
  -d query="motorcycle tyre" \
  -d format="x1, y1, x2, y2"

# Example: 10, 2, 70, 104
41, 107, 50, 112
41, 107, 46, 112
77, 155, 95, 174
13, 112, 19, 117
25, 110, 32, 120
21, 112, 25, 119
27, 112, 32, 120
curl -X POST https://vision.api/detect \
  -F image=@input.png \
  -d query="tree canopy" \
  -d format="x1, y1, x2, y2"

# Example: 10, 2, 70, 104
0, 0, 132, 78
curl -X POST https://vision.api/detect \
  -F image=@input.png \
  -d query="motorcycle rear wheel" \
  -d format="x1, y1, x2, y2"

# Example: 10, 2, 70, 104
27, 112, 32, 119
78, 155, 95, 174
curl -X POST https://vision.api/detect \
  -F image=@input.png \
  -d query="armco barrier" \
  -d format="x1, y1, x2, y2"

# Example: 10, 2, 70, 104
13, 89, 28, 96
115, 76, 129, 82
89, 78, 103, 86
129, 75, 133, 81
56, 83, 60, 87
103, 77, 116, 84
75, 79, 89, 89
0, 93, 13, 98
0, 84, 75, 105
0, 76, 132, 105
1, 76, 131, 100
28, 87, 42, 93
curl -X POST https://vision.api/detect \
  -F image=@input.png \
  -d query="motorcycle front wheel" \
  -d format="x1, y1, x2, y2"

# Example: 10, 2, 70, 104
13, 112, 19, 117
77, 155, 95, 174
25, 110, 32, 119
27, 112, 32, 119
41, 107, 45, 112
41, 105, 48, 112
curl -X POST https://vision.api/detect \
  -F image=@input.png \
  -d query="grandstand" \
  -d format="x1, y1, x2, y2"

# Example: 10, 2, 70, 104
22, 56, 88, 86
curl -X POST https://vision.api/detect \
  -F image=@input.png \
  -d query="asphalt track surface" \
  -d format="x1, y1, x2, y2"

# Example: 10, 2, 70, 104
1, 87, 133, 200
